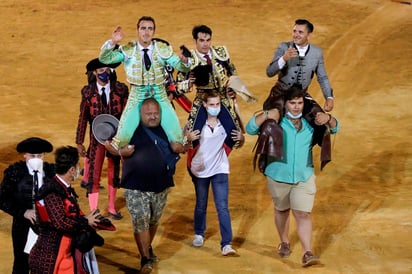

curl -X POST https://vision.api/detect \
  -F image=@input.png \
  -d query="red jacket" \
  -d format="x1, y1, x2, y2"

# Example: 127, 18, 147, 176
75, 80, 129, 185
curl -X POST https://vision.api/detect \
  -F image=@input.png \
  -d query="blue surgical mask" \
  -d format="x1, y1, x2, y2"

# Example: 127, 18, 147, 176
286, 111, 302, 119
207, 106, 221, 116
97, 71, 110, 83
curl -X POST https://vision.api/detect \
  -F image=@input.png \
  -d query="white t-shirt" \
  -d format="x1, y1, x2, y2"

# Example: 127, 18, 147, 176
190, 121, 229, 178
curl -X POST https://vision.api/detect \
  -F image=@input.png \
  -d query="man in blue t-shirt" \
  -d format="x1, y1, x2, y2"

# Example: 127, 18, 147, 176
108, 98, 184, 274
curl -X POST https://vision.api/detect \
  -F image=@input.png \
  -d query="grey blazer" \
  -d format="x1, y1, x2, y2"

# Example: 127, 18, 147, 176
266, 41, 333, 99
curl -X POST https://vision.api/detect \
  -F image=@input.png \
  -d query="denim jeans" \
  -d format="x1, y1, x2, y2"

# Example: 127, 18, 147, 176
193, 173, 233, 247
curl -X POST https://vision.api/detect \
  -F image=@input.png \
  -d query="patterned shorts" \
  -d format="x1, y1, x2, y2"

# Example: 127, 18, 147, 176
124, 188, 169, 233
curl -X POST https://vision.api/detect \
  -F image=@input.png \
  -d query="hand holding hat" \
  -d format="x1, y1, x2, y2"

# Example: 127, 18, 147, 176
92, 114, 119, 145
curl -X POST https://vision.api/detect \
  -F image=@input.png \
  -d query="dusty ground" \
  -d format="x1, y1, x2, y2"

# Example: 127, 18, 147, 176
1, 0, 412, 273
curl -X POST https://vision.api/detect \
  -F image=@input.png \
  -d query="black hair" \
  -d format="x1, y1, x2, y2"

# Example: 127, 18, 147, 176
137, 16, 156, 31
192, 25, 212, 40
295, 19, 314, 33
54, 146, 79, 175
284, 85, 306, 101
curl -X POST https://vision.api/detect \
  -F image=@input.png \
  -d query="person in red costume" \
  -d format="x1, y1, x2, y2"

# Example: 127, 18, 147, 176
29, 146, 102, 274
75, 58, 129, 219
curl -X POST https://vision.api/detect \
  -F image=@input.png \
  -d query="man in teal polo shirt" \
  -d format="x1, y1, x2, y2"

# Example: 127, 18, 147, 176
246, 86, 339, 267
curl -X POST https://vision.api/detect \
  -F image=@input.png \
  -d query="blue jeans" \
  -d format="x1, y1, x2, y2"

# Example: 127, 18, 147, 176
193, 173, 233, 247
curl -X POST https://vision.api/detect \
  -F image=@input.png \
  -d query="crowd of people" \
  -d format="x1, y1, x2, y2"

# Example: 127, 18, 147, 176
0, 16, 338, 273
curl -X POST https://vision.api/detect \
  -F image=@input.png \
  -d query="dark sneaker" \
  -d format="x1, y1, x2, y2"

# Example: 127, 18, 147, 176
80, 181, 104, 189
108, 211, 123, 220
140, 257, 153, 274
277, 242, 291, 258
302, 251, 320, 267
80, 180, 89, 188
149, 246, 159, 262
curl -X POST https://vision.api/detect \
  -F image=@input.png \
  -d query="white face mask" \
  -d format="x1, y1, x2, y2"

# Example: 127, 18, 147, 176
73, 167, 81, 181
27, 158, 43, 171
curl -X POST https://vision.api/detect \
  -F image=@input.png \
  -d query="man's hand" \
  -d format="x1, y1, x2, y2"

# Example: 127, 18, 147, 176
105, 140, 135, 157
119, 145, 135, 157
24, 209, 37, 225
226, 88, 237, 100
283, 45, 298, 61
170, 142, 187, 154
186, 129, 201, 142
111, 25, 124, 46
178, 53, 188, 64
267, 108, 280, 123
315, 112, 331, 125
231, 129, 245, 148
85, 209, 101, 228
324, 98, 334, 112
104, 141, 118, 155
77, 144, 86, 157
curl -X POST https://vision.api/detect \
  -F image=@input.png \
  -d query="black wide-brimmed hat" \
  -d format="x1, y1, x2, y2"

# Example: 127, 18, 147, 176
16, 137, 53, 154
86, 58, 121, 72
191, 64, 212, 86
92, 114, 119, 145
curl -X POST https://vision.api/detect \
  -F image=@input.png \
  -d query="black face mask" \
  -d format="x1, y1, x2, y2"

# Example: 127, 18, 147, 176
97, 71, 110, 83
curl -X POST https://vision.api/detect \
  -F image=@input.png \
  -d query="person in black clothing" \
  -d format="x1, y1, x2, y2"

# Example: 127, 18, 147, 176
106, 98, 183, 274
0, 137, 54, 274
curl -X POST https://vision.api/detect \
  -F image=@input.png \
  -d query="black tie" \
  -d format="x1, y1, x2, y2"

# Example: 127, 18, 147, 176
32, 170, 39, 205
204, 54, 212, 66
67, 186, 79, 198
101, 87, 107, 107
33, 170, 39, 196
143, 49, 151, 70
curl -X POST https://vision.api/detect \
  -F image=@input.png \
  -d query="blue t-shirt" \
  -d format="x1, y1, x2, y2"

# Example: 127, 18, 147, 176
121, 125, 174, 193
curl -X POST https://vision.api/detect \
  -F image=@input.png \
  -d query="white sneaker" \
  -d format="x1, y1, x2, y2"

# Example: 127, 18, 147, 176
222, 244, 236, 256
192, 234, 204, 247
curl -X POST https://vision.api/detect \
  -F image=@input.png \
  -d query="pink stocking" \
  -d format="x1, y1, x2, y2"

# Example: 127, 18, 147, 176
107, 185, 117, 214
88, 192, 99, 212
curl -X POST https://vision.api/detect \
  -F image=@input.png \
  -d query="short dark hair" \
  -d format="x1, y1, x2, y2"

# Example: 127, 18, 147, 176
137, 16, 156, 31
192, 25, 212, 40
202, 90, 220, 102
284, 85, 306, 102
54, 146, 79, 175
295, 19, 314, 33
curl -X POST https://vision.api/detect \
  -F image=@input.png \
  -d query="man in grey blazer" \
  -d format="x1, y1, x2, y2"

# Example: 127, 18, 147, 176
264, 19, 334, 120
254, 19, 335, 176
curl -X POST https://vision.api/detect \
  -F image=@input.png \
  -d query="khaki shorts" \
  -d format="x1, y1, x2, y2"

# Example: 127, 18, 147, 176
124, 188, 169, 233
266, 175, 316, 212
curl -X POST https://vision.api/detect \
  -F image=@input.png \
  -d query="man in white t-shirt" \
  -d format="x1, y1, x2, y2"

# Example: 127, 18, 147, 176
185, 90, 244, 256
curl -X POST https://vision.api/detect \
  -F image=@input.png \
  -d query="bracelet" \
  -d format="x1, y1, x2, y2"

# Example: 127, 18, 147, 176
327, 114, 332, 123
118, 149, 122, 156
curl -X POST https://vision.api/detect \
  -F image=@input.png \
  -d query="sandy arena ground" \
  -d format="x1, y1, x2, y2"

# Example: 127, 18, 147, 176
0, 0, 411, 273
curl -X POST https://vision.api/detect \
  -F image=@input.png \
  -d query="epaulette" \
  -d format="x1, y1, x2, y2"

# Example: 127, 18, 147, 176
154, 39, 173, 59
190, 49, 200, 65
120, 41, 137, 57
212, 46, 230, 61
